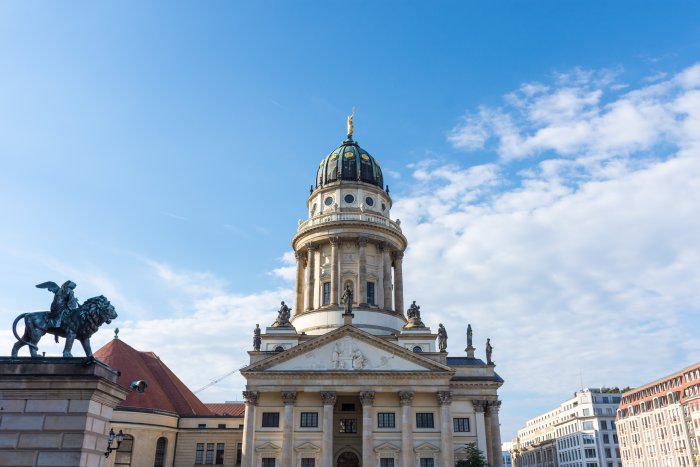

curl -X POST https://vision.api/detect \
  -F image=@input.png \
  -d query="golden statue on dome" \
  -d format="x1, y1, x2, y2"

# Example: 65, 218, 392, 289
347, 107, 355, 139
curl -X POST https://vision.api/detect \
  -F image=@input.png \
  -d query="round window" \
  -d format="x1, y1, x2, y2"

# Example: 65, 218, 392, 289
344, 194, 355, 204
413, 346, 423, 353
274, 346, 284, 352
365, 197, 374, 206
324, 196, 333, 206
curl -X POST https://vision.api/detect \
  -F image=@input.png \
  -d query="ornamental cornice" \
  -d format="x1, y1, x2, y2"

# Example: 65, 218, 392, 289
243, 370, 454, 380
292, 224, 407, 251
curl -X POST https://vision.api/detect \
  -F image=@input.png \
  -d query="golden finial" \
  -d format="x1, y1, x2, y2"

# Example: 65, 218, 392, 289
347, 107, 355, 139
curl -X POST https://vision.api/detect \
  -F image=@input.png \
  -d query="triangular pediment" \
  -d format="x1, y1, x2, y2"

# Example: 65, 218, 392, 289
241, 325, 453, 374
414, 442, 440, 453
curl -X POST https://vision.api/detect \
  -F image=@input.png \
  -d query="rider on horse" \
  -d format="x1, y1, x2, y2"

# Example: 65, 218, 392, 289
37, 280, 79, 328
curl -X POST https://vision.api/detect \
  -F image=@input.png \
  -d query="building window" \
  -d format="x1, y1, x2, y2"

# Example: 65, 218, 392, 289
585, 449, 596, 458
583, 408, 590, 416
420, 459, 435, 467
322, 282, 331, 305
605, 448, 612, 458
218, 423, 226, 429
198, 423, 206, 429
603, 434, 609, 444
154, 437, 167, 467
380, 459, 395, 467
341, 403, 355, 412
601, 420, 608, 429
262, 459, 276, 467
206, 443, 215, 464
416, 412, 434, 429
301, 412, 319, 428
339, 418, 357, 433
236, 443, 242, 465
454, 417, 471, 432
262, 412, 280, 428
367, 282, 375, 305
301, 459, 315, 467
196, 443, 204, 464
412, 346, 423, 353
216, 443, 224, 464
378, 412, 396, 428
583, 421, 594, 430
115, 434, 134, 467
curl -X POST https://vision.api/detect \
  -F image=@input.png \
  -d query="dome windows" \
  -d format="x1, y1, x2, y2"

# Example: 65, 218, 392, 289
365, 197, 374, 207
324, 196, 334, 206
344, 194, 355, 204
316, 141, 385, 190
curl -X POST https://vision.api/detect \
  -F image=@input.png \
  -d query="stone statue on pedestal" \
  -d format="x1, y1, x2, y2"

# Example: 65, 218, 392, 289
486, 338, 494, 365
404, 300, 426, 328
437, 323, 448, 352
272, 301, 292, 327
253, 324, 261, 351
341, 284, 353, 315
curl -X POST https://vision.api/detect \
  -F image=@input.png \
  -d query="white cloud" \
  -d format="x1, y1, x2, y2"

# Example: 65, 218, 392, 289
397, 63, 700, 439
271, 251, 296, 282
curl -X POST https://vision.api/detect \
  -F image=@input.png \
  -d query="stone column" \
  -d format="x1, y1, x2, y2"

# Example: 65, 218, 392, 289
330, 237, 339, 306
393, 251, 404, 315
281, 392, 297, 467
320, 391, 336, 467
242, 391, 259, 467
358, 237, 368, 306
399, 391, 414, 467
437, 391, 454, 467
294, 251, 305, 315
383, 245, 392, 310
488, 401, 504, 467
305, 244, 317, 311
360, 391, 375, 466
473, 400, 489, 464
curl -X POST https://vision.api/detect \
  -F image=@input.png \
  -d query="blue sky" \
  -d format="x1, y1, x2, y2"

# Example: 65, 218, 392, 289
2, 1, 700, 440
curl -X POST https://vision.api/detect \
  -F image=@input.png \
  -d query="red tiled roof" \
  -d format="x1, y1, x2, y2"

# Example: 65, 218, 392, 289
94, 339, 213, 417
205, 403, 245, 417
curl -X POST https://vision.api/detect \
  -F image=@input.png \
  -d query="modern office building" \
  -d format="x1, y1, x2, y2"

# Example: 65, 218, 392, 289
512, 388, 622, 467
616, 362, 700, 467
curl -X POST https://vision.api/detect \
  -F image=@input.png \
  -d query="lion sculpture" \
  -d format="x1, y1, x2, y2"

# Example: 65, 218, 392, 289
11, 295, 117, 358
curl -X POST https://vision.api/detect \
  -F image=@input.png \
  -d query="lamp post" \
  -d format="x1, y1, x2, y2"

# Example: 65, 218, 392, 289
104, 428, 124, 458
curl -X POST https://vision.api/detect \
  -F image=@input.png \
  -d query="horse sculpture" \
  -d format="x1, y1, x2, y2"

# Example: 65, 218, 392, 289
11, 295, 117, 358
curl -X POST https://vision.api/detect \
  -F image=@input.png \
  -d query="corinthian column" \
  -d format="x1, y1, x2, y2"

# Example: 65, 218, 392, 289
241, 391, 259, 467
305, 244, 317, 311
393, 251, 404, 315
473, 400, 489, 464
383, 245, 392, 310
399, 391, 414, 467
437, 391, 454, 467
320, 391, 336, 467
294, 251, 305, 315
360, 391, 375, 466
488, 401, 504, 467
281, 392, 297, 467
330, 237, 339, 305
358, 237, 368, 306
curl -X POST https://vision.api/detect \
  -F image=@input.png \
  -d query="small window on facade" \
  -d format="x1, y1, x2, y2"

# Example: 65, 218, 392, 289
262, 412, 280, 427
454, 417, 470, 432
601, 420, 608, 429
341, 403, 355, 412
218, 423, 226, 429
380, 459, 395, 467
206, 443, 215, 464
377, 412, 395, 428
344, 194, 355, 204
196, 443, 204, 464
412, 346, 423, 353
366, 282, 375, 305
236, 443, 242, 465
339, 418, 357, 433
274, 346, 284, 352
416, 412, 434, 429
322, 282, 331, 305
215, 443, 224, 465
324, 196, 333, 206
300, 412, 319, 428
262, 459, 276, 467
365, 197, 374, 206
198, 423, 206, 429
301, 459, 315, 467
154, 437, 167, 467
420, 459, 435, 467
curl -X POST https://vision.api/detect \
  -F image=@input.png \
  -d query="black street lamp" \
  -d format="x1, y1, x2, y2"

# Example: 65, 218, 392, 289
104, 428, 124, 458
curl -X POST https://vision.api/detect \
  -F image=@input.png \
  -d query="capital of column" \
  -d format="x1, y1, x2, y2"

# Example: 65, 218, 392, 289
437, 391, 453, 406
487, 400, 502, 414
295, 250, 305, 261
306, 242, 319, 251
378, 241, 388, 251
242, 391, 259, 406
359, 391, 375, 406
392, 251, 404, 261
357, 237, 368, 247
320, 391, 337, 406
472, 399, 488, 412
398, 391, 414, 406
281, 391, 297, 405
330, 236, 340, 246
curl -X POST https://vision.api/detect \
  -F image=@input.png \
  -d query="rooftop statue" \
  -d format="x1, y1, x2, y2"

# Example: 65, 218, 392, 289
341, 284, 353, 315
253, 324, 261, 351
404, 300, 425, 328
347, 107, 355, 139
467, 324, 473, 348
272, 301, 292, 328
486, 337, 494, 365
11, 281, 117, 358
438, 323, 448, 352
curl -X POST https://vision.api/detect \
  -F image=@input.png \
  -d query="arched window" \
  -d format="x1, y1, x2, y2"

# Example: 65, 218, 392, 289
154, 437, 167, 467
115, 434, 134, 467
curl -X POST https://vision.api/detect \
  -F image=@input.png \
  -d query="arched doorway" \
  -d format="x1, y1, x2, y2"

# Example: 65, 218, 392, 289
337, 451, 360, 467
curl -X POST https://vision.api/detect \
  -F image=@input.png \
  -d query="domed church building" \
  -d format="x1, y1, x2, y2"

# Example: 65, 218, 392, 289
240, 120, 504, 467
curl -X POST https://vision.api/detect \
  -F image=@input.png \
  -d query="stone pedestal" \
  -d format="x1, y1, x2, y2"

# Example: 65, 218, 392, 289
0, 357, 129, 467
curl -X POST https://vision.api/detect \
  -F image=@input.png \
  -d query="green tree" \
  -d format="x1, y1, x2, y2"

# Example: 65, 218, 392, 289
456, 443, 489, 467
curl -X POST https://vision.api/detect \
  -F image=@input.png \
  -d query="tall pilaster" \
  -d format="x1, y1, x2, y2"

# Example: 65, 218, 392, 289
383, 244, 392, 310
242, 391, 259, 467
358, 237, 368, 306
393, 251, 404, 315
330, 237, 339, 305
438, 391, 454, 467
281, 392, 297, 467
473, 400, 489, 463
360, 391, 375, 466
488, 401, 504, 467
320, 391, 336, 467
294, 252, 305, 315
305, 244, 317, 311
399, 391, 414, 467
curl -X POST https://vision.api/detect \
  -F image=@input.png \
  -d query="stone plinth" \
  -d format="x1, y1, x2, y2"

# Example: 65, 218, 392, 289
0, 357, 129, 467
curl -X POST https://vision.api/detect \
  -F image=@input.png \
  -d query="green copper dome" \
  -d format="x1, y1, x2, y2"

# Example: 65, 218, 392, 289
315, 139, 384, 190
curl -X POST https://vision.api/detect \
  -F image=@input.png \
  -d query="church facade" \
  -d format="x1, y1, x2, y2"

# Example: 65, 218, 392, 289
239, 128, 504, 467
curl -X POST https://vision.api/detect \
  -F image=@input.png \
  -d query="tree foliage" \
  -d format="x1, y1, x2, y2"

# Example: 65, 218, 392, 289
456, 443, 489, 467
